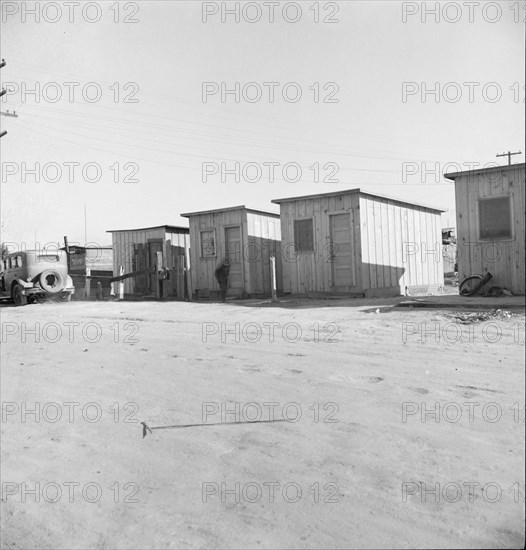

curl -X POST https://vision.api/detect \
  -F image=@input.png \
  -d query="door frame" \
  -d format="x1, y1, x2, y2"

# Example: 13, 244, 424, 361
328, 211, 354, 291
147, 238, 164, 296
223, 224, 244, 292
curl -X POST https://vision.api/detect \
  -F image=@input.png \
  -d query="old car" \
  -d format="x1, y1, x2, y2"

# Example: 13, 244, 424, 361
0, 250, 75, 306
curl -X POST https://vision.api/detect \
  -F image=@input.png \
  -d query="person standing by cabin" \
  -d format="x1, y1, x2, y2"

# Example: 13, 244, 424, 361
215, 257, 230, 302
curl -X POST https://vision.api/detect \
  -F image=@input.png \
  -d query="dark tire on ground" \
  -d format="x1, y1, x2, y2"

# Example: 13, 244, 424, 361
12, 284, 28, 306
459, 275, 483, 296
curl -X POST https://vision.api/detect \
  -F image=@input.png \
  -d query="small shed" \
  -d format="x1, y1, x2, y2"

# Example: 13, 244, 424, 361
181, 206, 282, 299
271, 188, 445, 297
107, 225, 190, 299
444, 162, 525, 294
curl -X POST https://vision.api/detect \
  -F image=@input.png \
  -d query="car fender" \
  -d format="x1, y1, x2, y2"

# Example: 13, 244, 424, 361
12, 278, 35, 289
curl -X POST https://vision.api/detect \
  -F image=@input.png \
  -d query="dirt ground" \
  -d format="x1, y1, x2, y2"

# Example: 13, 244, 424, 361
1, 297, 524, 549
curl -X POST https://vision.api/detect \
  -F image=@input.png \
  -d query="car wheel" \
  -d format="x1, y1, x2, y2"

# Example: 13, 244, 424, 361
12, 284, 28, 306
40, 270, 64, 294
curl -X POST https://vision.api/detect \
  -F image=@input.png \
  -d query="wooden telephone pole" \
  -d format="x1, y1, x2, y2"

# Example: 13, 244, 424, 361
0, 59, 18, 138
496, 150, 522, 165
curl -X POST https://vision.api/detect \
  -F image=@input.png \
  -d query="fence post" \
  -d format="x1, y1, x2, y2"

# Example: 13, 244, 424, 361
119, 265, 124, 300
270, 255, 277, 302
85, 267, 91, 299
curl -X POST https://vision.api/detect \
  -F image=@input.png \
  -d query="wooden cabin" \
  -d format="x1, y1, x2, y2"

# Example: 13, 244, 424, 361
444, 162, 525, 294
271, 189, 445, 297
107, 225, 190, 299
181, 206, 282, 300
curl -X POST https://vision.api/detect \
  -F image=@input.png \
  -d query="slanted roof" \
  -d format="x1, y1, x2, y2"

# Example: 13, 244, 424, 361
444, 162, 525, 181
181, 205, 280, 218
271, 188, 445, 213
107, 225, 189, 234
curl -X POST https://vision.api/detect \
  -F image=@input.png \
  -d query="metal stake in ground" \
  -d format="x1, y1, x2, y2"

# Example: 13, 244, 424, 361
141, 418, 289, 439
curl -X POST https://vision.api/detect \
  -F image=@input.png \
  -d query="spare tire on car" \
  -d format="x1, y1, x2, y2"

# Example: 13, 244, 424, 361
40, 270, 64, 293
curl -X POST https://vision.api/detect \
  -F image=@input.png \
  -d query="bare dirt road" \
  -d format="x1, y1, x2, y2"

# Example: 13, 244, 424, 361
1, 298, 524, 549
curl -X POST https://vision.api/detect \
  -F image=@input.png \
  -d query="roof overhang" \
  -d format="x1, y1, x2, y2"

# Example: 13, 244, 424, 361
444, 162, 525, 181
272, 188, 445, 213
181, 205, 280, 218
107, 225, 189, 234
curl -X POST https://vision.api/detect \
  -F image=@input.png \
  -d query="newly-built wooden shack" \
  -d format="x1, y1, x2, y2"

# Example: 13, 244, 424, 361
181, 206, 282, 299
271, 188, 445, 297
444, 162, 525, 294
107, 225, 190, 299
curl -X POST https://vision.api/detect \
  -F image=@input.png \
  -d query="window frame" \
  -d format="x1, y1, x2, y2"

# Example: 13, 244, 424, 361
477, 195, 513, 241
293, 217, 315, 253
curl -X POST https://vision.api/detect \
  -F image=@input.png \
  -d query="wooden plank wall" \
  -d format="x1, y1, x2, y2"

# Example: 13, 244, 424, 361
112, 228, 165, 295
278, 194, 361, 293
187, 209, 246, 296
164, 231, 190, 299
246, 212, 282, 294
111, 228, 190, 297
454, 164, 525, 294
359, 195, 443, 293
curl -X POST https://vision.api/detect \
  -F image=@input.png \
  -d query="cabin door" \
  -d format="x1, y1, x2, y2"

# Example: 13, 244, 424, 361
224, 226, 243, 292
148, 240, 163, 296
329, 213, 353, 290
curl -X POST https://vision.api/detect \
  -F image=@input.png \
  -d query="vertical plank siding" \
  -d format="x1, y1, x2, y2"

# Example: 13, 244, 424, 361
246, 212, 283, 294
359, 195, 443, 294
278, 193, 361, 294
110, 227, 190, 297
185, 208, 282, 298
277, 191, 443, 296
454, 164, 525, 294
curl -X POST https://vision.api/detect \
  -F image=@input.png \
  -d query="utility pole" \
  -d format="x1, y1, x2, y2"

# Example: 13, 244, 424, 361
0, 59, 17, 138
496, 150, 522, 165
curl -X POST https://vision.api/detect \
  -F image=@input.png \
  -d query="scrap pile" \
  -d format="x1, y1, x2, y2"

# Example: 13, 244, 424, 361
442, 309, 516, 324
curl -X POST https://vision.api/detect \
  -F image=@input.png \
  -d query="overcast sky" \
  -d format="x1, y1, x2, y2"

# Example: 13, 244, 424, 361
1, 0, 524, 247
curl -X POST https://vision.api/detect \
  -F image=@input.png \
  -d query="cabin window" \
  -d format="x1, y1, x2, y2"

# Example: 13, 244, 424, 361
294, 219, 314, 252
478, 197, 512, 239
200, 230, 216, 258
14, 255, 23, 268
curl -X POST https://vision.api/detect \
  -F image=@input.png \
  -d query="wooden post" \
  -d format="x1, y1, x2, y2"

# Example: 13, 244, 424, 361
177, 255, 184, 300
85, 267, 91, 300
155, 250, 163, 299
185, 235, 192, 301
119, 265, 124, 300
270, 256, 277, 302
